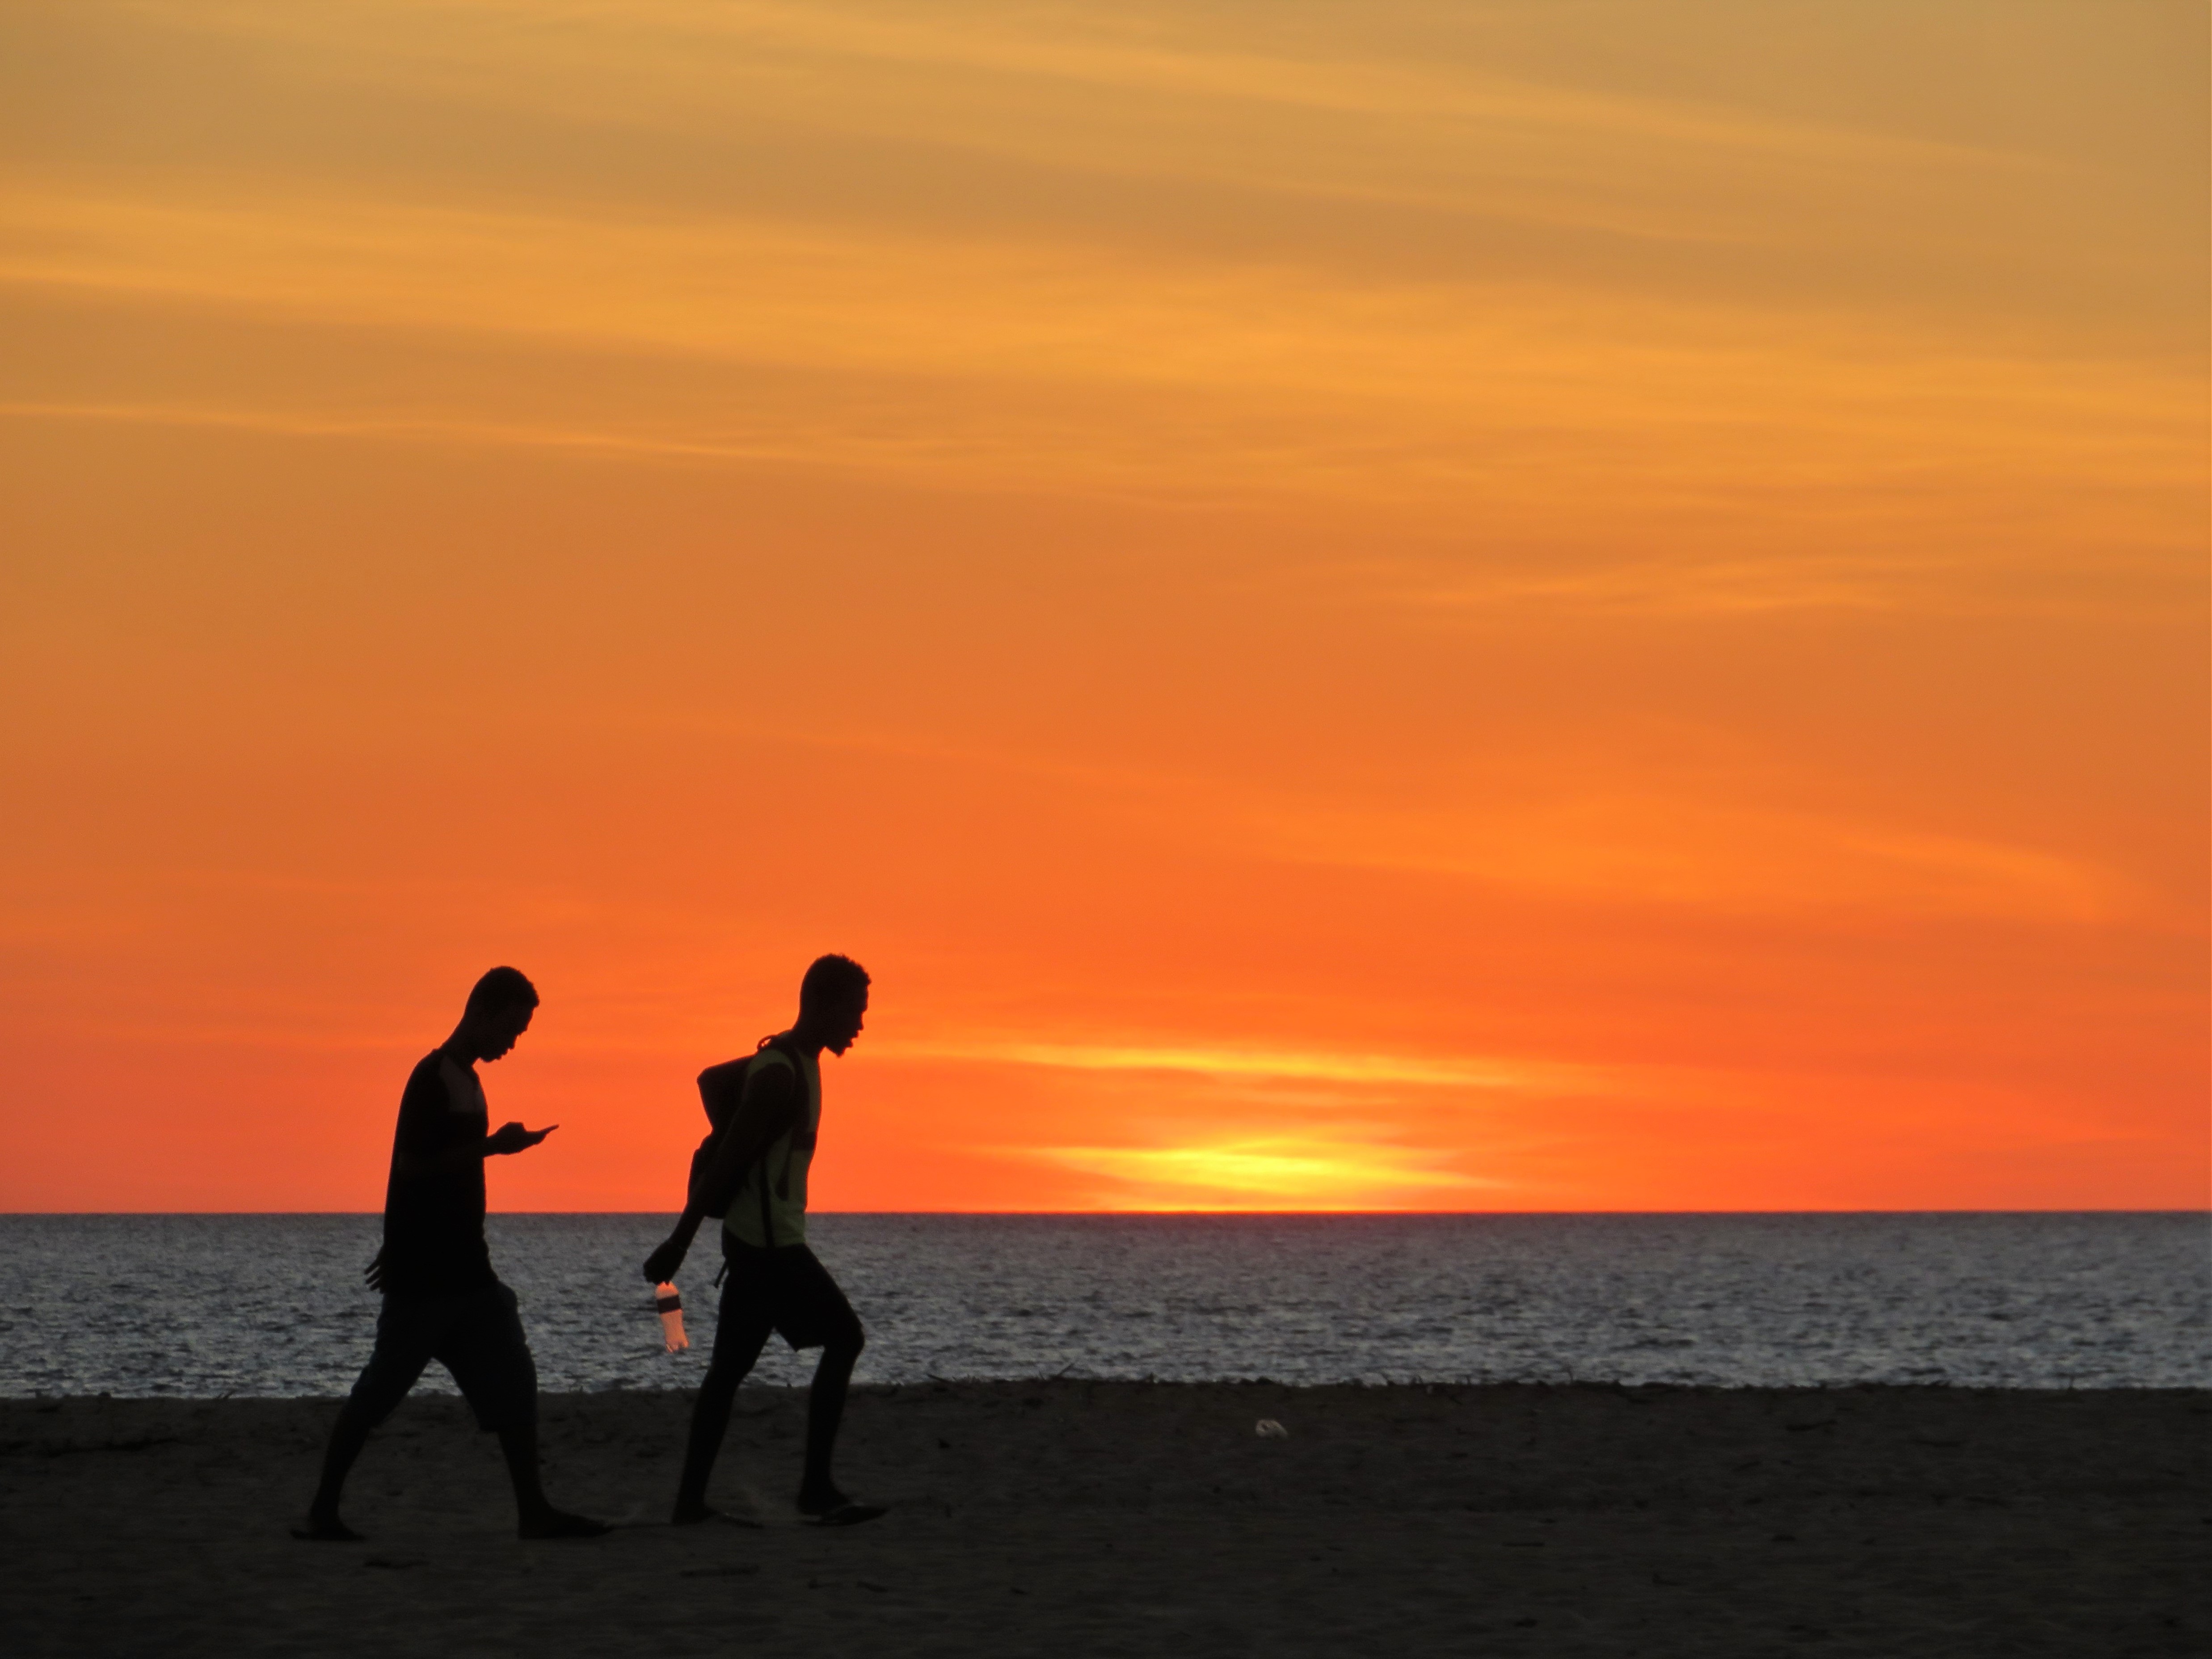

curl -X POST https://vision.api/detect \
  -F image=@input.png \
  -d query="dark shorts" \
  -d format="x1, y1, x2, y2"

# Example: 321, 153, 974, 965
712, 1239, 863, 1361
346, 1279, 537, 1432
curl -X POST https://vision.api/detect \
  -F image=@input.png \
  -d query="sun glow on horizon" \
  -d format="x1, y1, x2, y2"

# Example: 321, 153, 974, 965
1016, 1137, 1498, 1212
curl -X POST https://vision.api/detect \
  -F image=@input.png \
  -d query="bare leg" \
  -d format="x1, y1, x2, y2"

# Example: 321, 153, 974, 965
673, 1319, 772, 1523
502, 1424, 608, 1538
499, 1424, 550, 1515
299, 1296, 430, 1541
297, 1397, 376, 1540
798, 1330, 864, 1514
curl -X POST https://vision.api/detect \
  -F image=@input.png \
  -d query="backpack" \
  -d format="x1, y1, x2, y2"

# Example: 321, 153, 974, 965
687, 1034, 800, 1220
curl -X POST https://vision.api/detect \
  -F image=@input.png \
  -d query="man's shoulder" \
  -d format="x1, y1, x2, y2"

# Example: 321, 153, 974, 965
741, 1043, 804, 1097
400, 1049, 457, 1106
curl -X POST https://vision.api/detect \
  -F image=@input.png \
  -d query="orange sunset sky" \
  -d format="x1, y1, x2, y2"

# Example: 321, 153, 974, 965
2, 2, 2205, 1213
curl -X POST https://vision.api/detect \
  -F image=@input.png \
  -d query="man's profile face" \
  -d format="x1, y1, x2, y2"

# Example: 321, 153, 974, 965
478, 1000, 535, 1063
823, 991, 868, 1056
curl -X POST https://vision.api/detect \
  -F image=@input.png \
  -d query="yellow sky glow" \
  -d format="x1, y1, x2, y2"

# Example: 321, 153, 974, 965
1022, 1137, 1495, 1210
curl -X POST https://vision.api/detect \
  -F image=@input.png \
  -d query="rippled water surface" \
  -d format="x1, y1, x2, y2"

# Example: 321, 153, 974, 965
0, 1213, 2203, 1396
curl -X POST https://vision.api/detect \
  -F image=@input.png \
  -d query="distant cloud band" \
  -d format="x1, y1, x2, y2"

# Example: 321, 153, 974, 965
888, 1038, 1597, 1092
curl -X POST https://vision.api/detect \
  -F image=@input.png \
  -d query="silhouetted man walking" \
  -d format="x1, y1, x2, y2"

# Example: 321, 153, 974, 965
297, 966, 605, 1541
643, 954, 880, 1526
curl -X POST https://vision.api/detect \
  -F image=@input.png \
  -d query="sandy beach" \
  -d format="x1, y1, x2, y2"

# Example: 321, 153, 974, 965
3, 1382, 2204, 1656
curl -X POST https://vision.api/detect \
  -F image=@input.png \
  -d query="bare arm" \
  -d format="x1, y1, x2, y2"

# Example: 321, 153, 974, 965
694, 1070, 800, 1210
642, 1067, 799, 1281
393, 1121, 556, 1178
368, 1123, 555, 1289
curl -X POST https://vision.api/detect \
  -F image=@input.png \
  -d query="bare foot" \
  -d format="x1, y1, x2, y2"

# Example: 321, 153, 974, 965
798, 1481, 851, 1515
803, 1502, 886, 1527
798, 1485, 885, 1527
518, 1508, 610, 1540
291, 1515, 365, 1542
672, 1503, 761, 1528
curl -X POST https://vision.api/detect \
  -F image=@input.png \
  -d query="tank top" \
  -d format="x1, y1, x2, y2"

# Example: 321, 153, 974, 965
722, 1046, 821, 1248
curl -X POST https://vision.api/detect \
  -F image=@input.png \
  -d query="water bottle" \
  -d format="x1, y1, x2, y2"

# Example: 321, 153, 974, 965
655, 1282, 688, 1352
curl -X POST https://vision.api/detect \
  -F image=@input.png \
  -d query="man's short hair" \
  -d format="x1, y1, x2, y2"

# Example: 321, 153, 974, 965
799, 954, 870, 1013
465, 965, 539, 1017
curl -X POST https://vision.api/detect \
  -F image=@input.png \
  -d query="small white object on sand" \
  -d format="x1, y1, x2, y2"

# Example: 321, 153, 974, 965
1254, 1418, 1289, 1439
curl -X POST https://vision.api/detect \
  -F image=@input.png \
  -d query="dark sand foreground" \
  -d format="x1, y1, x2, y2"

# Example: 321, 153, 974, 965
3, 1383, 2204, 1657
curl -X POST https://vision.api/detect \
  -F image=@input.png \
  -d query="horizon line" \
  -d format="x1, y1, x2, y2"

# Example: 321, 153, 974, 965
1, 1207, 2202, 1219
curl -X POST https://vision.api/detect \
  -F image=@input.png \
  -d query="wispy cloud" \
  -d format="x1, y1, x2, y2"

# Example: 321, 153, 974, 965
889, 1038, 1600, 1093
4, 159, 2193, 530
1244, 795, 2146, 927
0, 397, 973, 477
131, 0, 2057, 237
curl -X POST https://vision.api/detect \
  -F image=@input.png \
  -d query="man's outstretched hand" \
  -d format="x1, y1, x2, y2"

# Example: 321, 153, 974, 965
488, 1121, 556, 1156
363, 1247, 387, 1293
641, 1235, 688, 1285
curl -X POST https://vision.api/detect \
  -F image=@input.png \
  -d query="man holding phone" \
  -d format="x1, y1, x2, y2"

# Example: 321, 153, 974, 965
297, 965, 604, 1541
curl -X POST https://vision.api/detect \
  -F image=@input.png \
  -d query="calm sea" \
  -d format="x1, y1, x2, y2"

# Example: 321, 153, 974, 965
0, 1213, 2203, 1397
